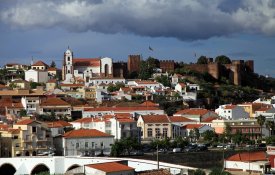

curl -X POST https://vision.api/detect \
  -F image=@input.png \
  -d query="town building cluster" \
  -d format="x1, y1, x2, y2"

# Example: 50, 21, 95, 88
0, 48, 275, 173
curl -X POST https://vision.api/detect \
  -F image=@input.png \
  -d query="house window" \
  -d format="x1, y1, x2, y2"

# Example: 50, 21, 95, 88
92, 142, 95, 149
155, 128, 161, 138
147, 128, 152, 137
163, 128, 168, 138
121, 124, 125, 129
68, 70, 70, 74
85, 142, 88, 148
32, 126, 36, 133
67, 57, 70, 61
76, 143, 79, 148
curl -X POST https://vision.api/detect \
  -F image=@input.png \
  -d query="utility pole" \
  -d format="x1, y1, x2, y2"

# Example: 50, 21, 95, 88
157, 143, 159, 169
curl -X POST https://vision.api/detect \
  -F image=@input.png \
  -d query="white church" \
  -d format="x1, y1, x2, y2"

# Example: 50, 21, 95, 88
62, 48, 113, 84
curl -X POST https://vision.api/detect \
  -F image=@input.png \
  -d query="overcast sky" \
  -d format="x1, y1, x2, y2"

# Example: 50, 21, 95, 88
0, 0, 275, 77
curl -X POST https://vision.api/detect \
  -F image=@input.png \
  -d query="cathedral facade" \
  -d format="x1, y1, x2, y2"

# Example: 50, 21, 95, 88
62, 48, 113, 83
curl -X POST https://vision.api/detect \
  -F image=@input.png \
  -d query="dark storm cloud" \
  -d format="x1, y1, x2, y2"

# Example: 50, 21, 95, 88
1, 0, 275, 40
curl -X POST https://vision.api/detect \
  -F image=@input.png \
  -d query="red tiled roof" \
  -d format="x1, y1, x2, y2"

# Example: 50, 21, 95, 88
86, 162, 134, 173
256, 107, 272, 112
46, 121, 72, 128
140, 101, 159, 107
63, 129, 113, 138
84, 106, 161, 112
73, 58, 100, 67
135, 81, 158, 85
224, 105, 237, 109
226, 151, 267, 162
185, 124, 204, 129
0, 124, 9, 131
178, 83, 186, 87
120, 87, 131, 92
73, 117, 109, 123
41, 98, 70, 106
15, 119, 34, 125
169, 116, 195, 122
175, 108, 209, 116
8, 128, 20, 134
201, 116, 218, 122
60, 83, 84, 87
32, 61, 49, 67
47, 67, 57, 71
0, 98, 24, 109
141, 115, 170, 123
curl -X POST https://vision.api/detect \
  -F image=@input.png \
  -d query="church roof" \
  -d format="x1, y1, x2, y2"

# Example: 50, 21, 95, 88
32, 61, 49, 67
73, 58, 100, 67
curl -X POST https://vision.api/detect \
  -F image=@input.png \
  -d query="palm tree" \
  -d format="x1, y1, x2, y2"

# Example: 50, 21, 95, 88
257, 115, 266, 139
266, 121, 275, 137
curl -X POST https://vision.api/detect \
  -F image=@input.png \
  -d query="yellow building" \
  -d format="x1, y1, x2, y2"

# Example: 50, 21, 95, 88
85, 87, 96, 100
238, 102, 272, 118
0, 119, 52, 157
137, 114, 172, 141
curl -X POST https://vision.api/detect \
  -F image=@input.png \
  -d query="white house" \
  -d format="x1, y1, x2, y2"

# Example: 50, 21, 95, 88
255, 107, 275, 119
82, 106, 164, 118
131, 80, 164, 91
175, 83, 186, 94
90, 77, 125, 86
225, 151, 269, 174
70, 114, 138, 140
171, 74, 183, 86
63, 129, 114, 156
25, 69, 48, 83
215, 104, 249, 120
67, 162, 135, 175
21, 96, 40, 114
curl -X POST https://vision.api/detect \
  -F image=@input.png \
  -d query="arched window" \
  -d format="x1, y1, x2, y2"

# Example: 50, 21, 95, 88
104, 64, 109, 77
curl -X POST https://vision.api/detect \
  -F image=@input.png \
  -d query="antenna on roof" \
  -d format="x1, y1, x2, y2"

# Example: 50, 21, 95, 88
68, 45, 70, 49
31, 56, 34, 65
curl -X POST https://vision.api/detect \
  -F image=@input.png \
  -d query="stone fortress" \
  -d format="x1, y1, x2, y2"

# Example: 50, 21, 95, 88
62, 47, 254, 86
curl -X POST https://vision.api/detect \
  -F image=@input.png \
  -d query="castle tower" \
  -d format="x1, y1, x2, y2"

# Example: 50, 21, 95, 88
62, 47, 74, 82
127, 55, 141, 73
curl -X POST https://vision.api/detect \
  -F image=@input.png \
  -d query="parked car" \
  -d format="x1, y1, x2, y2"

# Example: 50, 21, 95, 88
184, 145, 198, 152
172, 148, 182, 153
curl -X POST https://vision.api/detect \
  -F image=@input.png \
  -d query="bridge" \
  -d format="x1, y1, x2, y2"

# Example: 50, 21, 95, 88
0, 156, 196, 175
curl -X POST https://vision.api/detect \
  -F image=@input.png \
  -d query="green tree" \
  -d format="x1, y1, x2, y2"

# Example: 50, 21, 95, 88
197, 56, 208, 64
107, 82, 125, 92
19, 109, 27, 117
171, 136, 189, 148
202, 130, 217, 142
265, 136, 275, 145
110, 140, 124, 157
50, 61, 56, 68
215, 55, 231, 64
194, 169, 206, 175
266, 120, 274, 137
30, 82, 42, 89
194, 128, 200, 141
257, 115, 266, 139
155, 75, 171, 87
